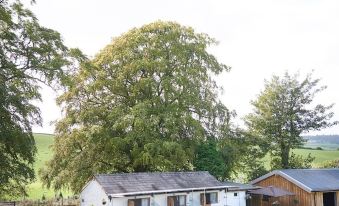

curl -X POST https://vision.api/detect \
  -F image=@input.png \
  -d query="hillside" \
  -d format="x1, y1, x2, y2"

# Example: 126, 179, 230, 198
303, 135, 339, 150
26, 134, 71, 200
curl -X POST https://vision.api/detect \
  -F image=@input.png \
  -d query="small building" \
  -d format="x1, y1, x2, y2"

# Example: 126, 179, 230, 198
80, 171, 252, 206
250, 169, 339, 206
223, 181, 260, 206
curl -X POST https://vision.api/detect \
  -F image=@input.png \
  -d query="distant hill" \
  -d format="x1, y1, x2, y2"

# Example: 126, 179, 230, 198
304, 135, 339, 144
303, 135, 339, 150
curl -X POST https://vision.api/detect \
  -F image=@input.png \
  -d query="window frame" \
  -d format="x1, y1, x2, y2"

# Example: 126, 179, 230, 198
127, 198, 151, 206
200, 192, 218, 205
167, 195, 186, 206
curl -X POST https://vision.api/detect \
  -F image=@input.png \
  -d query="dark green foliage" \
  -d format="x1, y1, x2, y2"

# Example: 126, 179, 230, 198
288, 153, 314, 169
40, 21, 231, 193
245, 72, 337, 170
0, 0, 69, 198
246, 163, 268, 181
234, 130, 269, 181
193, 138, 227, 180
271, 152, 314, 170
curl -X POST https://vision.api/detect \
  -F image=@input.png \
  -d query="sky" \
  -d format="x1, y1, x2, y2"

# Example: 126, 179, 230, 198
26, 0, 339, 135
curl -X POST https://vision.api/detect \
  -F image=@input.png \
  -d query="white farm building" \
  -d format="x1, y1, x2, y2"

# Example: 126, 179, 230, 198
80, 171, 255, 206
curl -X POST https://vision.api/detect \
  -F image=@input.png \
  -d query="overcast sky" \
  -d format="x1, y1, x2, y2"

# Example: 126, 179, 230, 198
26, 0, 339, 135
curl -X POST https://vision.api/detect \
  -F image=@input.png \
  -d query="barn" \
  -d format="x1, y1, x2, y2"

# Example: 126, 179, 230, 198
80, 171, 254, 206
250, 169, 339, 206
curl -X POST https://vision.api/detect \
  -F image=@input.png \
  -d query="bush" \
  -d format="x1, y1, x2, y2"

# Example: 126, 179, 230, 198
321, 159, 339, 168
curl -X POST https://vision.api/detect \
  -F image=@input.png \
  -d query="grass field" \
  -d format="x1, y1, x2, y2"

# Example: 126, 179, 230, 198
263, 148, 339, 169
25, 133, 71, 200
293, 148, 339, 166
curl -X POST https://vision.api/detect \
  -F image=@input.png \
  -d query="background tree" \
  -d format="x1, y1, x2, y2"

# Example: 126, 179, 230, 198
0, 0, 69, 198
193, 123, 265, 181
40, 21, 231, 193
193, 138, 228, 180
245, 72, 337, 170
234, 130, 269, 181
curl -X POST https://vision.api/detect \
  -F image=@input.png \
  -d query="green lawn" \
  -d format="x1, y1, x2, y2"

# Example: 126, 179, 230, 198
293, 148, 339, 166
25, 133, 72, 200
263, 148, 339, 169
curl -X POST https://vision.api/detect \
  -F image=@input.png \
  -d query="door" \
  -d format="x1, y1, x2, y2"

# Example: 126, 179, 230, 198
167, 197, 175, 206
227, 192, 241, 206
323, 192, 335, 206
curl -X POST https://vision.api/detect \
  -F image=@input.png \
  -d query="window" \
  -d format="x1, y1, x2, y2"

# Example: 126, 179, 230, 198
234, 193, 238, 197
167, 195, 186, 206
262, 195, 269, 202
200, 192, 218, 205
128, 198, 150, 206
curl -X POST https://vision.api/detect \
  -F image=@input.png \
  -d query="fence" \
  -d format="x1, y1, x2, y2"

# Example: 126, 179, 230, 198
0, 202, 16, 206
1, 198, 80, 206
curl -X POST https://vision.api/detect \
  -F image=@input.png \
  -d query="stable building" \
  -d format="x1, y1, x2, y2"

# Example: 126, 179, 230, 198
250, 169, 339, 206
80, 171, 253, 206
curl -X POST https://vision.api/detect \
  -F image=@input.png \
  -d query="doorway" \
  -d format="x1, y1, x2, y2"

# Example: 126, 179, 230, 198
323, 192, 335, 206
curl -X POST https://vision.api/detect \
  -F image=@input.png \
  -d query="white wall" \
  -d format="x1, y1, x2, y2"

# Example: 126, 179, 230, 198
109, 190, 247, 206
81, 186, 247, 206
81, 180, 108, 206
225, 191, 246, 206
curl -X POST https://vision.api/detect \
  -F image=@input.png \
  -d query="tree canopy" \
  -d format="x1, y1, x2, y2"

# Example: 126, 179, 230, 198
0, 0, 69, 198
245, 72, 337, 170
40, 21, 231, 193
193, 138, 227, 180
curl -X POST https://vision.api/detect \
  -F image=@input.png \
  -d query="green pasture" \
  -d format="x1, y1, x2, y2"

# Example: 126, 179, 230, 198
24, 134, 72, 200
263, 148, 339, 169
293, 148, 339, 166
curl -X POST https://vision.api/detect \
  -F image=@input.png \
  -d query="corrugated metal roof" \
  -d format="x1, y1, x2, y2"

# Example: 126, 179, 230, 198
94, 171, 227, 195
251, 169, 339, 192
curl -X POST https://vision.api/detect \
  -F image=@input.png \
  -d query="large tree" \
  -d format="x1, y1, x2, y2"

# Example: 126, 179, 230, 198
0, 0, 69, 198
245, 72, 337, 169
40, 21, 231, 193
193, 138, 228, 180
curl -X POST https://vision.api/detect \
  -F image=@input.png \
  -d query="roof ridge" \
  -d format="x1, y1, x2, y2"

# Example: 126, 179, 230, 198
251, 168, 339, 193
95, 171, 210, 176
277, 168, 339, 172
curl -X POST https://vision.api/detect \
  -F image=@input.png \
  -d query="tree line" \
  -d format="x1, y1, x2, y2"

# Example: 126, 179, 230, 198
304, 135, 339, 144
0, 0, 337, 198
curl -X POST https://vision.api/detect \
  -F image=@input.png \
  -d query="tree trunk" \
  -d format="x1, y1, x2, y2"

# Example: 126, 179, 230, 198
281, 146, 290, 168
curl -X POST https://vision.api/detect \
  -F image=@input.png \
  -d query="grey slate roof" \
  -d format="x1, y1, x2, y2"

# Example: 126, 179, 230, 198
251, 169, 339, 192
94, 171, 229, 195
223, 181, 259, 191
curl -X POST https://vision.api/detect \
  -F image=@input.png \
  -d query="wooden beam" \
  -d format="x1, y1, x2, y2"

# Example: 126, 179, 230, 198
315, 192, 323, 206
